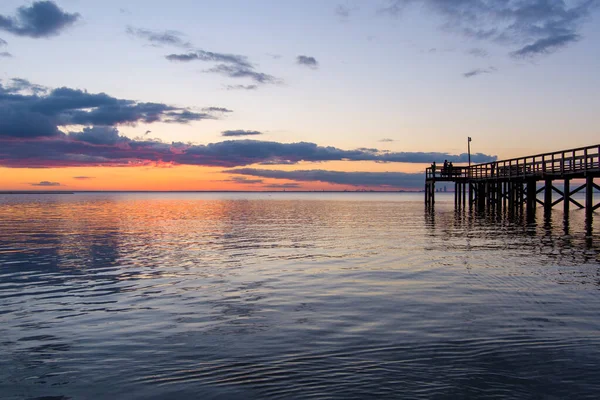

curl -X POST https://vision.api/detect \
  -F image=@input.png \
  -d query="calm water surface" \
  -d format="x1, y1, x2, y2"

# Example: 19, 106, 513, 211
1, 192, 599, 399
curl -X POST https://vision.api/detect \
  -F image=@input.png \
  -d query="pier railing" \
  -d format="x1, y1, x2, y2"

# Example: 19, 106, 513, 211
425, 166, 469, 180
426, 144, 600, 181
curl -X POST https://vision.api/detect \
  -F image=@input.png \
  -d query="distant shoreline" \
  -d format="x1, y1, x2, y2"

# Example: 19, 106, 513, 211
1, 190, 419, 194
0, 191, 75, 194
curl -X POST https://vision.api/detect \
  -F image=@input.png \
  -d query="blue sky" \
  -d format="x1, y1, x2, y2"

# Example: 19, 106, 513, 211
1, 0, 599, 190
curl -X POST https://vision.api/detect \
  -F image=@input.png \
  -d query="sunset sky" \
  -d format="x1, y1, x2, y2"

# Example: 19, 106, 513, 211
1, 0, 599, 191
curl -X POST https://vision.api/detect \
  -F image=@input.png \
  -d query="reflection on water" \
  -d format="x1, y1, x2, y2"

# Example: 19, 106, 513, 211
1, 192, 599, 399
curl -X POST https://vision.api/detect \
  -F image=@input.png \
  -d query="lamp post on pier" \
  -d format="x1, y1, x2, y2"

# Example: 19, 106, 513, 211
468, 136, 472, 167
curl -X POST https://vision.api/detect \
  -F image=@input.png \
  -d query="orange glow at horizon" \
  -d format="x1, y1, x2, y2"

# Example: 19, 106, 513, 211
0, 160, 433, 192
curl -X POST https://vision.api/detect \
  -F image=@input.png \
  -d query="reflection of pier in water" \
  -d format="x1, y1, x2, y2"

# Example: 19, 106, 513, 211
425, 144, 600, 234
425, 205, 599, 267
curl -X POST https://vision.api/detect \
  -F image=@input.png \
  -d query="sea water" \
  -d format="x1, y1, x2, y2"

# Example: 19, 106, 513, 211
1, 192, 599, 399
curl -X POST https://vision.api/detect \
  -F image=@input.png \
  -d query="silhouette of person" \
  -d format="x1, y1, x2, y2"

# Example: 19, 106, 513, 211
432, 161, 437, 177
448, 162, 453, 177
443, 160, 448, 177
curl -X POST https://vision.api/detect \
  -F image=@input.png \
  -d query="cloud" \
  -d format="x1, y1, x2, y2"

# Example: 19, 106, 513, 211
0, 51, 11, 58
222, 176, 264, 185
205, 64, 280, 84
0, 1, 80, 38
221, 130, 263, 137
68, 126, 121, 145
30, 181, 60, 186
73, 176, 94, 179
467, 48, 489, 58
164, 42, 279, 86
510, 33, 580, 58
463, 66, 497, 78
225, 84, 258, 91
0, 78, 221, 138
297, 55, 319, 68
0, 133, 497, 169
0, 38, 6, 46
225, 168, 425, 189
3, 78, 48, 94
379, 0, 597, 58
202, 107, 233, 113
126, 26, 191, 48
379, 138, 394, 142
264, 183, 302, 189
166, 50, 252, 68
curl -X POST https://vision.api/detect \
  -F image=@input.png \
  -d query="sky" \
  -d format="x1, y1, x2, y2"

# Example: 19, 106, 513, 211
0, 0, 599, 191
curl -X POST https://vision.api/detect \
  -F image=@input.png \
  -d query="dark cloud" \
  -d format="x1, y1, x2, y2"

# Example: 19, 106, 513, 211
73, 176, 94, 179
0, 51, 11, 58
510, 33, 580, 58
68, 126, 121, 145
297, 55, 319, 68
463, 66, 497, 78
3, 78, 48, 94
222, 176, 264, 185
0, 38, 6, 46
0, 1, 79, 38
0, 79, 220, 138
0, 134, 497, 169
221, 130, 263, 137
30, 181, 60, 186
205, 64, 280, 84
126, 26, 191, 48
467, 48, 489, 58
202, 107, 233, 113
259, 159, 298, 166
164, 43, 279, 86
166, 50, 252, 68
226, 169, 425, 189
380, 0, 597, 58
264, 183, 302, 189
225, 84, 258, 91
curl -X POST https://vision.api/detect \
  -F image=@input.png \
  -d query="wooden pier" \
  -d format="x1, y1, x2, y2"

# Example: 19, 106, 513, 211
425, 144, 600, 228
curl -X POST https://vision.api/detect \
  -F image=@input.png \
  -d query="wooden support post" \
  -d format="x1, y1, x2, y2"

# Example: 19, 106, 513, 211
454, 182, 458, 207
586, 176, 593, 227
478, 183, 486, 210
544, 178, 552, 213
508, 182, 514, 211
526, 179, 536, 216
564, 178, 570, 215
469, 183, 474, 209
518, 182, 525, 208
496, 181, 503, 211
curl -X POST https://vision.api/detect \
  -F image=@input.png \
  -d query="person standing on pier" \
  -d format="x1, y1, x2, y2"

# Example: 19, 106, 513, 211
432, 161, 437, 177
